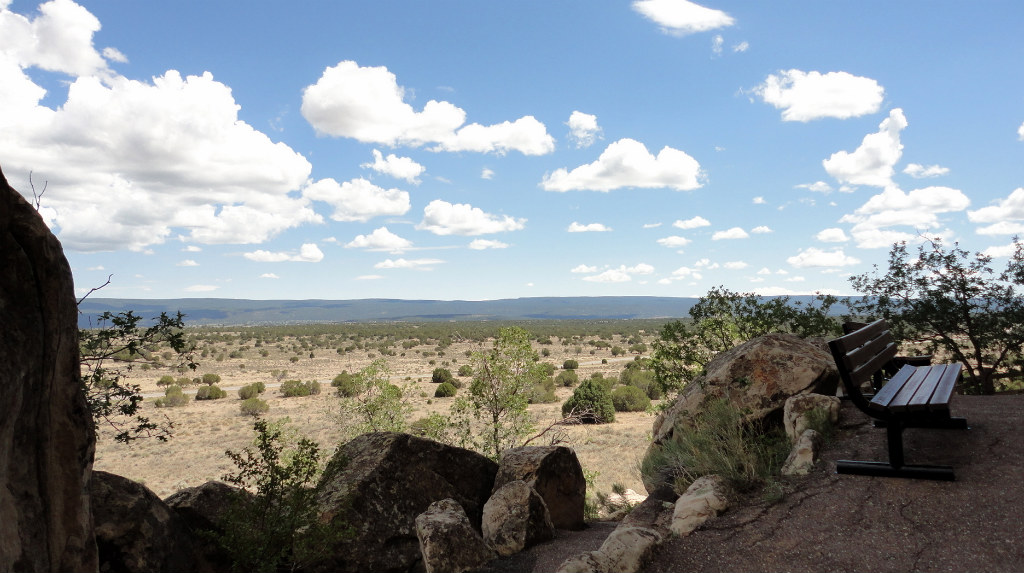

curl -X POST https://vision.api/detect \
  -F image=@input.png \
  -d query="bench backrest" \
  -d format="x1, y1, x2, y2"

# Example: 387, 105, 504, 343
828, 319, 898, 406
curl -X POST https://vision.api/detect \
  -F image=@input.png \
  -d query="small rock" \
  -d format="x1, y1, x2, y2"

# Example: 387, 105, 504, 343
782, 429, 823, 476
482, 480, 554, 557
416, 498, 494, 573
493, 446, 586, 530
670, 475, 729, 536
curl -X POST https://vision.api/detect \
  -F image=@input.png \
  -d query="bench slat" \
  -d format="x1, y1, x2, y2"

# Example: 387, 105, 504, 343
900, 365, 945, 412
830, 319, 889, 355
869, 364, 916, 412
927, 363, 961, 414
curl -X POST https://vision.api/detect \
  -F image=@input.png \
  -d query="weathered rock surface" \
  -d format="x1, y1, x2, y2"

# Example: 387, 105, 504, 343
0, 167, 98, 572
164, 480, 244, 570
493, 446, 586, 530
313, 432, 498, 573
482, 480, 554, 557
416, 498, 495, 573
670, 475, 730, 536
784, 393, 840, 442
556, 527, 663, 573
782, 428, 823, 476
91, 471, 210, 573
644, 333, 838, 492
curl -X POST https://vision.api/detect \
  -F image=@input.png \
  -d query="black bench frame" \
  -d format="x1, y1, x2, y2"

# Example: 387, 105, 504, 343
828, 319, 968, 480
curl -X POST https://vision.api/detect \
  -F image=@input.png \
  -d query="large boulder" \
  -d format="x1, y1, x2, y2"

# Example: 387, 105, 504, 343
312, 432, 499, 573
644, 333, 838, 492
0, 167, 98, 572
415, 499, 494, 573
164, 481, 244, 570
482, 480, 554, 557
492, 446, 586, 530
91, 471, 210, 573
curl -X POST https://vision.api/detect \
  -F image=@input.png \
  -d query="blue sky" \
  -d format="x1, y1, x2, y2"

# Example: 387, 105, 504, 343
3, 1, 1024, 301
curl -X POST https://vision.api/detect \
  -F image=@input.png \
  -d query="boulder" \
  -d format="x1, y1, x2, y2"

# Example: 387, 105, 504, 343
644, 333, 838, 492
91, 471, 210, 573
312, 432, 498, 573
415, 498, 494, 573
784, 394, 840, 442
482, 480, 554, 557
782, 429, 823, 476
670, 475, 729, 536
164, 481, 244, 570
493, 446, 586, 530
0, 167, 98, 572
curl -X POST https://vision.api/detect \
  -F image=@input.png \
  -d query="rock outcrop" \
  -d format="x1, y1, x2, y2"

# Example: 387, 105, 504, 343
164, 480, 243, 570
482, 480, 554, 557
313, 432, 498, 573
782, 429, 823, 476
783, 393, 840, 442
415, 498, 494, 573
0, 167, 98, 572
91, 471, 210, 573
493, 446, 586, 530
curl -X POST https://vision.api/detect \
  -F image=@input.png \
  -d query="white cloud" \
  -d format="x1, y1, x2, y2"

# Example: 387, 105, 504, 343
823, 108, 907, 187
571, 264, 599, 273
1019, 121, 1024, 141
694, 258, 718, 269
345, 226, 413, 253
796, 181, 833, 193
259, 273, 279, 279
733, 41, 749, 53
0, 0, 111, 77
841, 186, 969, 247
657, 235, 691, 248
375, 258, 444, 270
300, 60, 554, 155
669, 266, 703, 280
541, 138, 703, 192
244, 243, 324, 263
568, 222, 612, 232
567, 111, 601, 148
643, 222, 663, 229
752, 286, 841, 297
177, 259, 198, 267
754, 70, 884, 122
903, 163, 949, 179
583, 269, 632, 283
983, 242, 1020, 258
816, 228, 850, 242
785, 276, 806, 282
786, 247, 860, 268
756, 267, 771, 275
632, 0, 735, 36
184, 284, 218, 292
975, 221, 1024, 236
469, 239, 509, 250
711, 35, 724, 56
361, 149, 425, 183
303, 177, 410, 222
724, 261, 748, 269
627, 263, 655, 274
673, 216, 711, 229
416, 199, 526, 236
356, 274, 384, 280
712, 227, 749, 240
751, 226, 773, 234
968, 187, 1024, 227
183, 245, 202, 252
481, 168, 495, 180
752, 196, 766, 204
101, 46, 127, 63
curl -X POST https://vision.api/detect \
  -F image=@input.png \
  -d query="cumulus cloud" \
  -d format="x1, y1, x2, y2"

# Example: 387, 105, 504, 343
571, 264, 599, 273
712, 227, 749, 240
903, 163, 949, 179
361, 149, 425, 183
823, 108, 907, 187
303, 178, 410, 222
632, 0, 735, 36
983, 242, 1020, 258
840, 185, 968, 248
356, 274, 384, 280
244, 243, 324, 263
416, 199, 526, 236
177, 259, 199, 267
724, 261, 748, 269
754, 70, 884, 122
0, 0, 111, 77
300, 60, 554, 155
581, 263, 654, 283
567, 111, 601, 148
657, 236, 691, 248
752, 196, 766, 204
259, 273, 279, 279
673, 216, 711, 229
751, 226, 772, 234
816, 228, 850, 242
733, 41, 749, 53
796, 181, 834, 193
541, 138, 703, 192
469, 239, 509, 250
344, 227, 413, 253
968, 188, 1024, 235
643, 222, 663, 229
185, 284, 218, 292
568, 222, 612, 232
786, 247, 860, 268
374, 258, 444, 270
1019, 121, 1024, 141
667, 266, 703, 281
481, 168, 495, 180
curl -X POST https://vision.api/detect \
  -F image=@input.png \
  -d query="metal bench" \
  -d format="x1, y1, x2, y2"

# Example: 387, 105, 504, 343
828, 319, 968, 480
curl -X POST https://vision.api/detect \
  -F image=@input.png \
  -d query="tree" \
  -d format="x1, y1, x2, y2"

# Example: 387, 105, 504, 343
336, 359, 412, 435
431, 367, 454, 385
562, 378, 615, 423
848, 237, 1024, 394
452, 326, 542, 459
651, 286, 839, 396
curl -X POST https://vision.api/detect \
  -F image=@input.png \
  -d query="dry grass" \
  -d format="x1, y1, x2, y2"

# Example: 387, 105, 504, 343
94, 337, 656, 499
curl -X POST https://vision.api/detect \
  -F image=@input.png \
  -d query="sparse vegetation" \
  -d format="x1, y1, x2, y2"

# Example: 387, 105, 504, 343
562, 378, 615, 423
154, 385, 189, 408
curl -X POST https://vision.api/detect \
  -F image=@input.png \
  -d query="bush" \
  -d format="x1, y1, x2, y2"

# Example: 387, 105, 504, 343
457, 364, 473, 377
196, 384, 227, 400
238, 384, 262, 400
157, 375, 176, 387
555, 370, 579, 387
562, 359, 579, 370
280, 379, 321, 397
201, 373, 221, 385
332, 371, 360, 397
431, 368, 455, 385
527, 379, 557, 404
537, 362, 556, 377
561, 379, 615, 423
434, 382, 457, 398
611, 385, 650, 412
619, 367, 662, 400
154, 385, 189, 408
240, 397, 269, 416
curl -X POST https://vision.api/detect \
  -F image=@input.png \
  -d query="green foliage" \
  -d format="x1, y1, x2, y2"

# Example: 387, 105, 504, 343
331, 371, 360, 397
220, 419, 342, 572
639, 398, 789, 494
555, 369, 579, 387
408, 413, 452, 442
240, 397, 269, 416
562, 378, 615, 423
280, 379, 321, 397
611, 345, 625, 356
335, 359, 412, 435
157, 375, 176, 387
457, 364, 473, 377
201, 373, 222, 385
562, 359, 579, 370
848, 237, 1024, 394
527, 376, 558, 404
803, 407, 837, 444
434, 381, 457, 398
195, 384, 227, 400
431, 367, 455, 385
611, 385, 650, 412
651, 287, 840, 397
238, 384, 258, 400
80, 310, 196, 443
154, 385, 189, 408
619, 366, 661, 400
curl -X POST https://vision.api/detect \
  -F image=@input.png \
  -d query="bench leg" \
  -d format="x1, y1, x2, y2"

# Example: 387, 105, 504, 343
836, 420, 956, 481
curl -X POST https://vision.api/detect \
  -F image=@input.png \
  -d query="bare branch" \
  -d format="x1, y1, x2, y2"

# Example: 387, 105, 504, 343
29, 171, 47, 211
77, 274, 113, 305
521, 407, 593, 447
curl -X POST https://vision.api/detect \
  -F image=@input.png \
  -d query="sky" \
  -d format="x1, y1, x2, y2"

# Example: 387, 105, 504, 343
3, 0, 1024, 301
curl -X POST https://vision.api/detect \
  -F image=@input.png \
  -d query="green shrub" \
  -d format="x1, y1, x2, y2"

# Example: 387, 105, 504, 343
434, 382, 457, 398
562, 359, 579, 370
561, 379, 615, 423
611, 385, 650, 412
431, 367, 454, 385
157, 375, 176, 387
457, 364, 473, 377
280, 379, 320, 397
332, 371, 361, 397
238, 384, 260, 400
555, 370, 579, 387
201, 373, 221, 385
240, 397, 269, 416
528, 381, 557, 404
252, 380, 266, 394
196, 384, 227, 400
619, 367, 662, 400
537, 362, 556, 377
154, 385, 189, 408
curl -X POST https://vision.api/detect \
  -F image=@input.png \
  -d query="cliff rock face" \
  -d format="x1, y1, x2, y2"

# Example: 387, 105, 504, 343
0, 167, 98, 572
